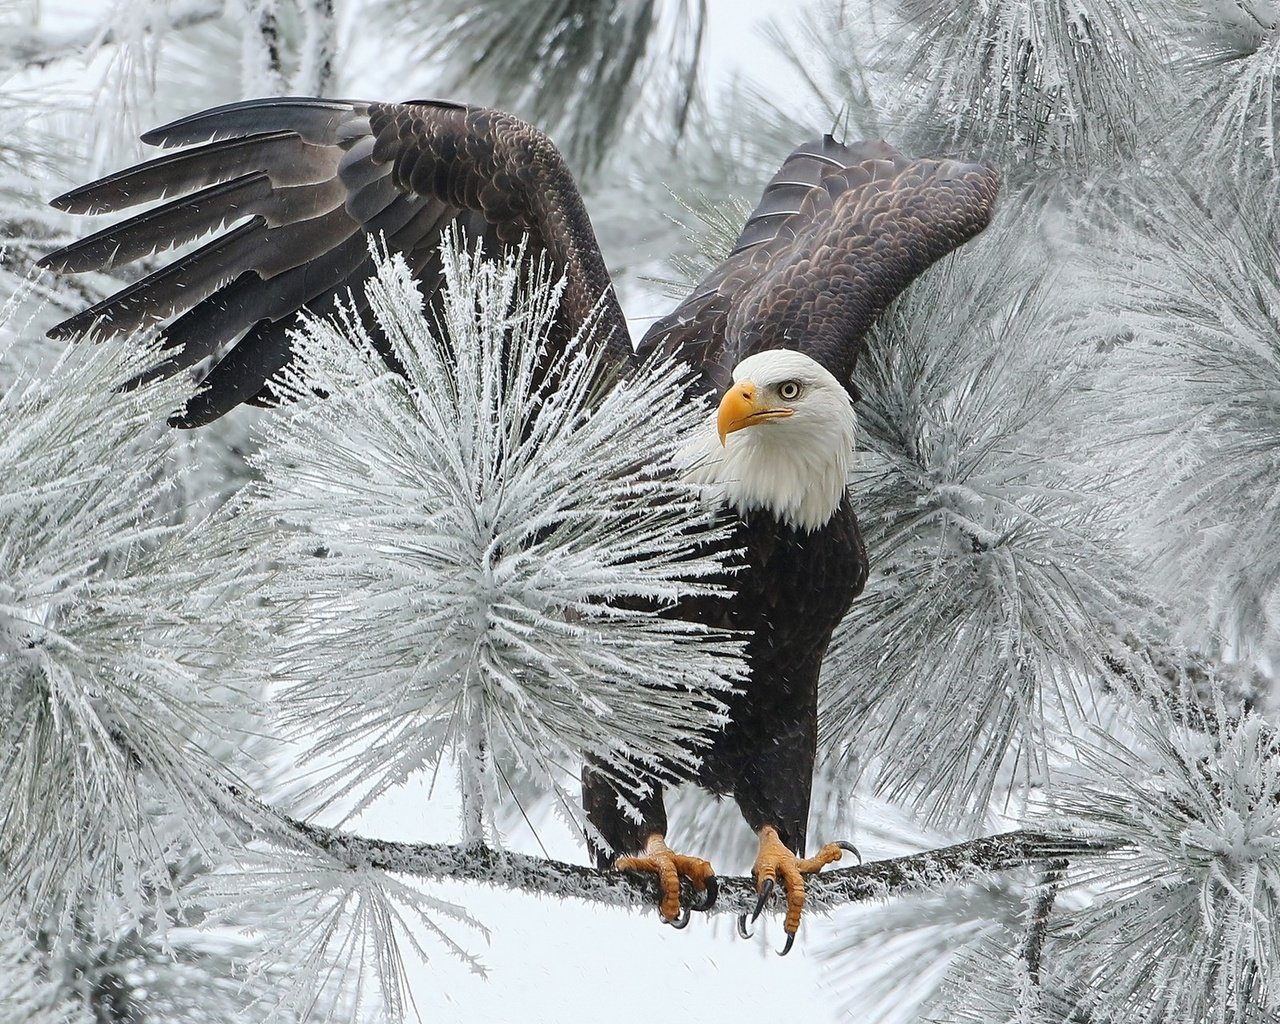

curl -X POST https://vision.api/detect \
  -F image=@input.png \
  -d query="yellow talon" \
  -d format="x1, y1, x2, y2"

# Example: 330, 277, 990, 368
747, 825, 857, 953
616, 833, 717, 925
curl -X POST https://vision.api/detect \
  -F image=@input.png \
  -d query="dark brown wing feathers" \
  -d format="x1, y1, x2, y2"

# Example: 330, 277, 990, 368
40, 97, 630, 426
638, 135, 999, 395
47, 131, 341, 216
42, 101, 997, 426
138, 96, 368, 148
43, 172, 275, 272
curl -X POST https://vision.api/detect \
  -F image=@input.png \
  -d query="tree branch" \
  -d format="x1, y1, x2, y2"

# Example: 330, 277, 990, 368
296, 0, 337, 96
241, 0, 286, 94
1020, 860, 1066, 985
232, 787, 1121, 918
1104, 632, 1269, 737
0, 1, 223, 70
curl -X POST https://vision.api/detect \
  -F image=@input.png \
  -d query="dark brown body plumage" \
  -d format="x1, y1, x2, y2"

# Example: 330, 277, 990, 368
693, 499, 866, 851
584, 498, 868, 863
40, 98, 998, 871
584, 135, 995, 867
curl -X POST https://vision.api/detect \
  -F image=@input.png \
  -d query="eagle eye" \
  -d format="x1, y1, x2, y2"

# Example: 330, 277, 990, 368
777, 380, 802, 401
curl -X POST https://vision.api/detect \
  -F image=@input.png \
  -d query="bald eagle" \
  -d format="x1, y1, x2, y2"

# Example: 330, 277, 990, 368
39, 98, 999, 952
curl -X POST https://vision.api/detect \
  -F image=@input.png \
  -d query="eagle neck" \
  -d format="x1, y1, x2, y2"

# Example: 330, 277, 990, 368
680, 416, 853, 533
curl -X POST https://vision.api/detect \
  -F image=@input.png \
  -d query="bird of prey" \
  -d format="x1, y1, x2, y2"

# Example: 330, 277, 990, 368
40, 97, 999, 952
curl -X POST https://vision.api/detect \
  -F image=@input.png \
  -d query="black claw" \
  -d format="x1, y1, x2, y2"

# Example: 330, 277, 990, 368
737, 914, 753, 940
689, 875, 718, 912
751, 877, 775, 923
666, 903, 691, 929
777, 932, 796, 957
836, 840, 862, 864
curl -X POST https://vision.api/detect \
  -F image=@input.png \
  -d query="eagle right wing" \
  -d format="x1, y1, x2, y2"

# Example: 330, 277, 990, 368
638, 136, 999, 396
40, 98, 631, 426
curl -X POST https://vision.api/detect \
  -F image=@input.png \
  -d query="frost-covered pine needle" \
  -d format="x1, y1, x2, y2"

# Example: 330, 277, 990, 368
816, 879, 1030, 1024
1085, 180, 1280, 653
819, 211, 1144, 825
931, 938, 1109, 1024
1, 849, 328, 1024
381, 0, 707, 175
1181, 1, 1280, 175
1049, 707, 1280, 1022
0, 317, 250, 939
865, 0, 1175, 171
236, 234, 741, 837
194, 847, 486, 1022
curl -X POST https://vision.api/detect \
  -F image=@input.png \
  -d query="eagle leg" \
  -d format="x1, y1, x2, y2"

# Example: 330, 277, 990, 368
743, 825, 859, 955
615, 832, 717, 926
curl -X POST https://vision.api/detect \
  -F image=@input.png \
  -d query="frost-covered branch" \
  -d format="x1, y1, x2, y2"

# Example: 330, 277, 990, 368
1018, 862, 1065, 987
240, 0, 286, 93
232, 787, 1118, 918
296, 0, 336, 95
1102, 633, 1270, 737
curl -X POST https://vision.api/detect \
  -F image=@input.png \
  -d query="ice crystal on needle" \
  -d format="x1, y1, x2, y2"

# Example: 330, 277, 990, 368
0, 317, 245, 931
1053, 708, 1280, 1022
240, 235, 741, 837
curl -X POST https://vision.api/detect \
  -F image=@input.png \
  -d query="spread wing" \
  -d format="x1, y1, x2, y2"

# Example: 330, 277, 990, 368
39, 97, 631, 427
638, 135, 1000, 395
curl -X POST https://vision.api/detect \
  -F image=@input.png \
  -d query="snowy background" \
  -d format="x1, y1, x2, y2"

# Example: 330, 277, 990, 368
4, 1, 1280, 1023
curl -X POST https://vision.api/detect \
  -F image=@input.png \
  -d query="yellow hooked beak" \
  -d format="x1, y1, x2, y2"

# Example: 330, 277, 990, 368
717, 380, 794, 446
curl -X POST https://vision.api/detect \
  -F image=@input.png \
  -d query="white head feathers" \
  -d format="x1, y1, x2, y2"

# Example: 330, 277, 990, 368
679, 349, 856, 532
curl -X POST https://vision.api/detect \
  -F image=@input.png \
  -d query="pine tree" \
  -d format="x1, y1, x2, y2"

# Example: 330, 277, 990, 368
3, 1, 1279, 1022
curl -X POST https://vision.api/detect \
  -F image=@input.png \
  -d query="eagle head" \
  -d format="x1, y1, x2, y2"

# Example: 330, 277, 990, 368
681, 348, 856, 532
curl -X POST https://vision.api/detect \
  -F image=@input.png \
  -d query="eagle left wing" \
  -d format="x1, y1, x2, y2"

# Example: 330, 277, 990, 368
639, 137, 999, 395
